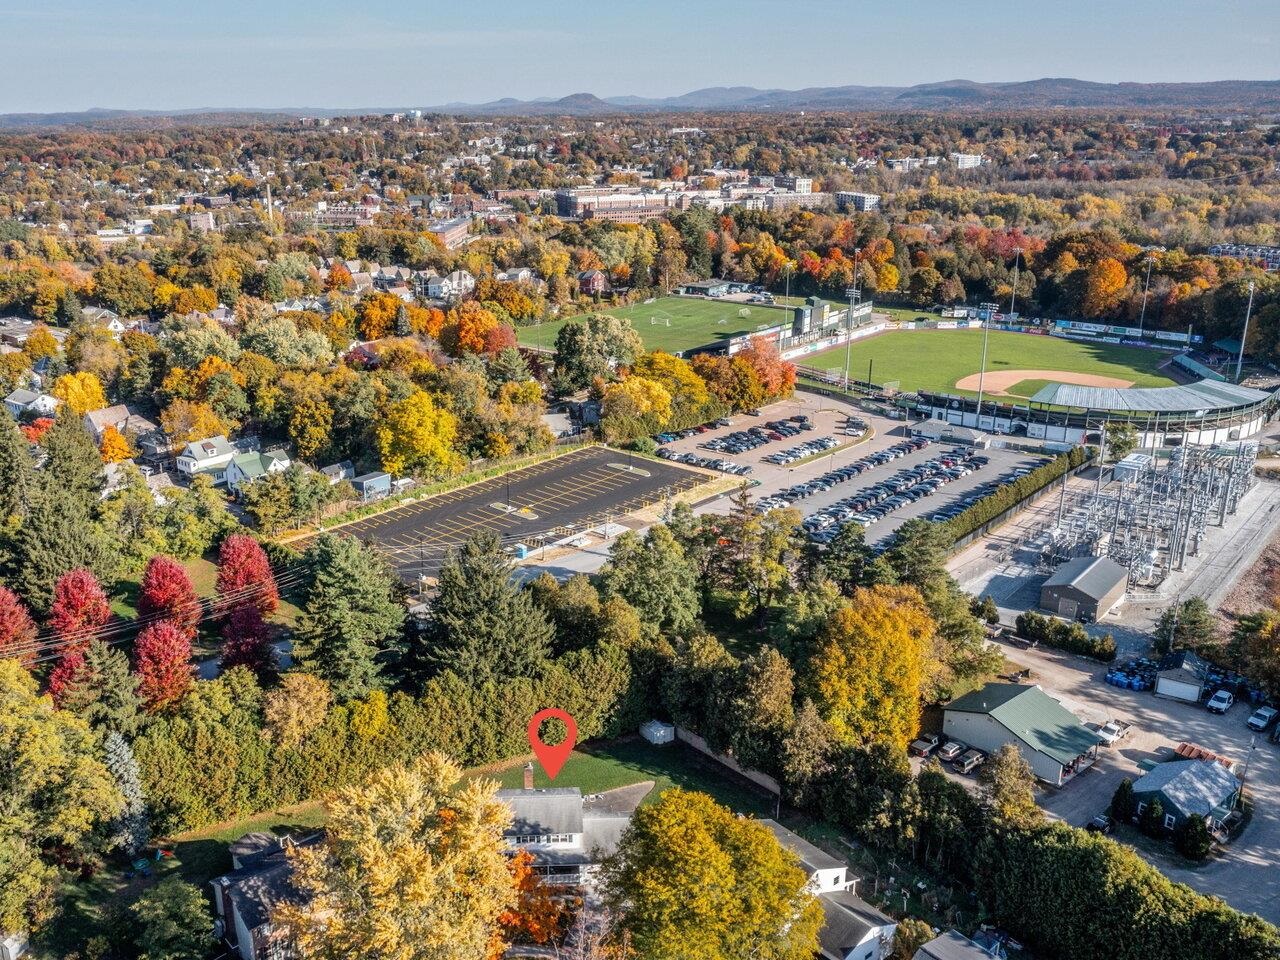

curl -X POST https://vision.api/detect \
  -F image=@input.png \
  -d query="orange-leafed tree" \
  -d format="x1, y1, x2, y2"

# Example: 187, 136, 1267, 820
99, 425, 135, 463
497, 850, 571, 948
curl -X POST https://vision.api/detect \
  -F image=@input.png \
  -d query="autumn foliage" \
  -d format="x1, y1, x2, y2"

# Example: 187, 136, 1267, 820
48, 568, 112, 653
216, 534, 279, 616
133, 620, 194, 712
137, 556, 202, 639
0, 585, 38, 665
220, 603, 276, 677
498, 850, 571, 947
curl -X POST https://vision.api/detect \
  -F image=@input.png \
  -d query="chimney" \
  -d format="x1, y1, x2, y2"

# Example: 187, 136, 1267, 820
523, 762, 535, 790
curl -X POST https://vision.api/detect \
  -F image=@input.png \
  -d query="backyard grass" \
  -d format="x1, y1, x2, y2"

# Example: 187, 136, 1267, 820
802, 329, 1176, 396
517, 295, 794, 354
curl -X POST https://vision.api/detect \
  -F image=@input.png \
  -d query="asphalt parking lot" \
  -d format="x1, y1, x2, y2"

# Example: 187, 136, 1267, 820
659, 395, 1047, 545
325, 446, 707, 582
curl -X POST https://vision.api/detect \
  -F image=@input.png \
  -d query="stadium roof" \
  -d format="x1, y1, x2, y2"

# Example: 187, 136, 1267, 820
1029, 378, 1271, 413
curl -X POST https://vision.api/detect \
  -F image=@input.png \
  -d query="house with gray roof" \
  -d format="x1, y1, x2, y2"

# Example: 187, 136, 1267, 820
4, 388, 58, 419
914, 930, 1002, 959
1039, 555, 1127, 621
211, 833, 322, 960
762, 820, 897, 960
175, 435, 236, 484
1131, 759, 1241, 833
944, 683, 1100, 786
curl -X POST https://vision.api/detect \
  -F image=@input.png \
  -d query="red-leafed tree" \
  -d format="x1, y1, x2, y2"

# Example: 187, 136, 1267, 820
137, 556, 201, 640
48, 568, 112, 653
0, 585, 38, 665
220, 604, 277, 678
217, 534, 279, 617
134, 621, 193, 713
47, 649, 86, 705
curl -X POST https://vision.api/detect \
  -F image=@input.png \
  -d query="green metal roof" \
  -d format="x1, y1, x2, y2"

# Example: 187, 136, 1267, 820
947, 683, 1100, 765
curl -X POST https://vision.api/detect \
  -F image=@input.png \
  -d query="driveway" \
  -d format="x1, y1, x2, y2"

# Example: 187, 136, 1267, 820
995, 641, 1280, 924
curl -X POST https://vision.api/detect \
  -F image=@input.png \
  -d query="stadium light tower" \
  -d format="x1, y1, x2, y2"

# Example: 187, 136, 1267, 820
975, 302, 998, 425
1235, 280, 1256, 383
1009, 248, 1022, 317
1138, 256, 1155, 337
843, 285, 861, 390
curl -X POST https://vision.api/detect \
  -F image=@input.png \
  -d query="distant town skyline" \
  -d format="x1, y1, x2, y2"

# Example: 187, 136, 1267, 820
0, 0, 1275, 113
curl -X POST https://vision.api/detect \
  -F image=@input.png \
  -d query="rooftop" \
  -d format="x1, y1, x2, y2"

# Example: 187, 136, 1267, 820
1042, 555, 1128, 600
946, 683, 1100, 765
1029, 378, 1270, 413
1132, 759, 1240, 817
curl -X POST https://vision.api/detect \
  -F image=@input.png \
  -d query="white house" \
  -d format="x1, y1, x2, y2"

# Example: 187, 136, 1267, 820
225, 448, 292, 496
423, 269, 475, 300
762, 820, 898, 960
175, 435, 237, 484
3, 388, 58, 419
81, 306, 127, 335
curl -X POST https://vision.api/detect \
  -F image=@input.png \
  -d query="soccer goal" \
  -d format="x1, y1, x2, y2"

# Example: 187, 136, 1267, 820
650, 311, 673, 327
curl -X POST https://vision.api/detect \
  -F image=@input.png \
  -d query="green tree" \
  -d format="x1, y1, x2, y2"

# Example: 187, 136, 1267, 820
816, 521, 876, 595
52, 639, 142, 735
39, 412, 103, 506
892, 918, 937, 960
103, 731, 151, 856
1140, 796, 1166, 836
1177, 815, 1213, 861
11, 490, 117, 611
0, 411, 32, 531
1111, 777, 1137, 822
722, 647, 795, 772
977, 744, 1042, 828
551, 314, 644, 390
132, 878, 212, 960
601, 789, 823, 960
1154, 596, 1217, 656
598, 526, 700, 635
780, 699, 835, 808
293, 535, 406, 700
1103, 420, 1139, 462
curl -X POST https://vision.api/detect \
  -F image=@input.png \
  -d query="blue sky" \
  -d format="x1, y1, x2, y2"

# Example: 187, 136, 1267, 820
2, 0, 1276, 112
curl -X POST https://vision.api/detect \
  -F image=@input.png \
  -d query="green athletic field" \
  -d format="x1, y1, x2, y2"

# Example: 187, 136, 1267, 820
802, 329, 1176, 397
516, 296, 793, 355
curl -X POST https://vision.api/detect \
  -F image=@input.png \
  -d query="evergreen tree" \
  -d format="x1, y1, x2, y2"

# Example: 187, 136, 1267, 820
293, 534, 405, 700
103, 730, 150, 856
487, 346, 532, 388
1177, 815, 1213, 860
815, 521, 875, 594
415, 532, 552, 686
11, 491, 117, 611
394, 302, 412, 337
46, 638, 142, 735
39, 412, 103, 505
1141, 797, 1167, 836
1111, 777, 1137, 822
56, 288, 83, 327
0, 410, 33, 531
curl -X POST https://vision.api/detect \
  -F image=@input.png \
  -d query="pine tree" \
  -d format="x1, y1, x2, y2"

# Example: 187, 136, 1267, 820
0, 584, 38, 665
0, 410, 33, 529
134, 621, 194, 713
12, 490, 117, 611
413, 531, 552, 686
39, 412, 103, 505
220, 603, 277, 679
395, 303, 412, 337
216, 533, 279, 616
47, 638, 142, 735
293, 534, 404, 700
137, 555, 201, 639
103, 730, 150, 856
48, 567, 112, 652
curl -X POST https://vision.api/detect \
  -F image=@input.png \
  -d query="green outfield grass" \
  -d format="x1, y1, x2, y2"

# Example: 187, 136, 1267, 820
517, 295, 794, 354
803, 329, 1176, 396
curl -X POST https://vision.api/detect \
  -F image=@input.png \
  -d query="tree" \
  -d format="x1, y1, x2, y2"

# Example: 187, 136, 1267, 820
597, 526, 701, 635
1177, 815, 1213, 861
601, 789, 822, 960
160, 399, 227, 445
977, 744, 1042, 828
973, 594, 1001, 625
0, 411, 33, 529
552, 314, 644, 390
1155, 596, 1217, 656
722, 647, 795, 771
1140, 796, 1166, 836
98, 424, 136, 463
48, 567, 112, 652
415, 532, 553, 686
51, 371, 107, 415
0, 585, 38, 665
1111, 777, 1137, 822
39, 411, 103, 504
216, 533, 279, 616
263, 672, 333, 748
891, 918, 937, 960
1083, 257, 1128, 316
806, 586, 934, 749
817, 522, 876, 595
375, 388, 461, 478
138, 555, 202, 639
47, 638, 142, 735
500, 850, 569, 946
133, 621, 194, 713
131, 878, 212, 960
1103, 421, 1139, 462
12, 483, 117, 612
103, 730, 151, 856
0, 659, 122, 932
293, 534, 405, 700
780, 699, 835, 808
220, 603, 276, 677
272, 753, 516, 960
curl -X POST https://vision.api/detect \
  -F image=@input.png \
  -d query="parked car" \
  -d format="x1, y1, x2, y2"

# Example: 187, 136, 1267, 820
1093, 720, 1133, 747
1206, 689, 1235, 714
1246, 705, 1278, 732
909, 733, 941, 757
937, 740, 966, 762
1085, 814, 1115, 834
955, 748, 986, 774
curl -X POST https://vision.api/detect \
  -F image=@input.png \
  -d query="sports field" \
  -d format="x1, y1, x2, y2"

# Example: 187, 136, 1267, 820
517, 295, 793, 355
803, 329, 1177, 397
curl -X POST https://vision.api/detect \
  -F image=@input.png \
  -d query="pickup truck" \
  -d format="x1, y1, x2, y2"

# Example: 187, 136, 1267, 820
909, 733, 941, 757
1089, 720, 1132, 747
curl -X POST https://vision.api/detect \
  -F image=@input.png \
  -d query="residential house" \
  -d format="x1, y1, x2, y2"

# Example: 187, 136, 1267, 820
225, 448, 292, 497
211, 832, 321, 960
496, 266, 536, 284
351, 471, 392, 502
761, 820, 897, 960
577, 269, 610, 296
81, 306, 127, 335
423, 269, 475, 300
175, 435, 237, 484
320, 460, 355, 484
943, 683, 1101, 786
1131, 759, 1241, 834
82, 404, 160, 444
914, 930, 1003, 959
3, 388, 58, 419
496, 775, 641, 886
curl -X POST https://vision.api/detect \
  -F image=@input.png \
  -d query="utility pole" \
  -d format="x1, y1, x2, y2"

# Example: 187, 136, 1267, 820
1235, 280, 1256, 384
1138, 256, 1154, 337
975, 302, 998, 426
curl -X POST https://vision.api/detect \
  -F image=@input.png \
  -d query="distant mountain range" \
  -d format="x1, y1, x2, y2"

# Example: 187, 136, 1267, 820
4, 78, 1280, 127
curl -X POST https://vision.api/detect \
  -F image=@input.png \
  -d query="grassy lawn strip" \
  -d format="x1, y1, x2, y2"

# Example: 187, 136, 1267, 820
782, 428, 872, 468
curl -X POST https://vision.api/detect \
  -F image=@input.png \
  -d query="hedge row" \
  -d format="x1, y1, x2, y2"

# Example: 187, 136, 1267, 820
941, 446, 1093, 543
1016, 609, 1118, 662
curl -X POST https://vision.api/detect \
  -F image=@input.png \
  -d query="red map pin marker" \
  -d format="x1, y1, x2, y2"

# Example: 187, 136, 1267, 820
527, 708, 577, 781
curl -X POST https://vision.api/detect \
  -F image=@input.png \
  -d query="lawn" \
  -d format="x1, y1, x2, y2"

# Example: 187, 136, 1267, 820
802, 329, 1176, 396
517, 295, 794, 355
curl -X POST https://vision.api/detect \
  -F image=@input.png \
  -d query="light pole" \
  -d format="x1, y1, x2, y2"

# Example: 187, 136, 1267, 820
975, 302, 997, 426
1138, 257, 1155, 338
843, 285, 860, 390
1235, 280, 1256, 384
1009, 248, 1022, 318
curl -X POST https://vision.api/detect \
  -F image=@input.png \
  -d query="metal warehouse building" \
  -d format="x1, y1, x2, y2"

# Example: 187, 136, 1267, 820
1039, 555, 1128, 621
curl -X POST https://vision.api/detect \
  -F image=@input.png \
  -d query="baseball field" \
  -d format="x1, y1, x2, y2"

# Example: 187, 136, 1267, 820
802, 329, 1177, 398
516, 295, 793, 355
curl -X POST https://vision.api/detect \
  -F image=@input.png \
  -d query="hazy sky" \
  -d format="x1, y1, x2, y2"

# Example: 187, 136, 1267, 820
2, 0, 1276, 113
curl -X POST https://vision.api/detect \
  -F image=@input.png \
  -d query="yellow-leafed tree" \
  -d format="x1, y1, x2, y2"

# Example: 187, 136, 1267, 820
375, 389, 461, 478
52, 372, 107, 416
807, 585, 935, 749
99, 425, 136, 463
160, 399, 227, 445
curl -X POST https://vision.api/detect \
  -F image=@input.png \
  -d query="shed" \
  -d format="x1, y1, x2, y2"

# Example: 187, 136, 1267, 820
943, 682, 1100, 786
639, 719, 675, 745
1131, 759, 1241, 832
1039, 555, 1127, 621
351, 472, 392, 502
1155, 650, 1209, 703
